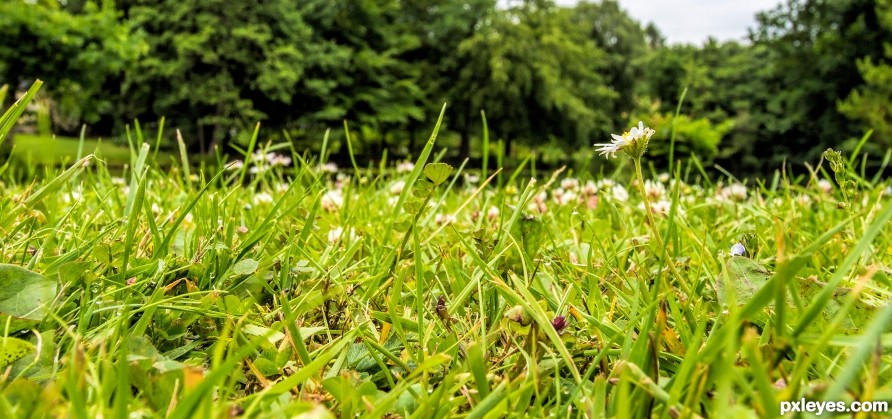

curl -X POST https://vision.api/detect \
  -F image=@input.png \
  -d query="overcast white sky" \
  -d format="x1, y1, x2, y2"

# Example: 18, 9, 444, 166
555, 0, 783, 44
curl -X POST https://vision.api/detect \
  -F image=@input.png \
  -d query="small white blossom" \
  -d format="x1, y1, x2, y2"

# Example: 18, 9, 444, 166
644, 180, 665, 200
582, 180, 598, 196
717, 183, 747, 202
321, 190, 343, 212
396, 161, 415, 173
318, 163, 338, 174
487, 206, 500, 221
328, 227, 356, 244
611, 184, 629, 202
266, 153, 292, 167
561, 178, 580, 191
595, 121, 655, 159
730, 243, 746, 257
817, 179, 833, 194
253, 192, 273, 205
434, 213, 457, 225
555, 190, 578, 206
389, 180, 406, 196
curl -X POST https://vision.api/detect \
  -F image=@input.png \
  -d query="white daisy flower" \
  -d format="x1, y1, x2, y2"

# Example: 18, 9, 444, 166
594, 121, 655, 159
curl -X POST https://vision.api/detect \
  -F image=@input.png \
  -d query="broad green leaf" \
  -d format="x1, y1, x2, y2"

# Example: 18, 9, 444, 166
402, 198, 424, 215
0, 337, 35, 368
718, 257, 772, 308
0, 264, 59, 332
232, 259, 259, 276
423, 162, 453, 185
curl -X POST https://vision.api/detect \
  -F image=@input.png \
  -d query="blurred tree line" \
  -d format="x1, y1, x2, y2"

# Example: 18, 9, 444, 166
1, 0, 890, 176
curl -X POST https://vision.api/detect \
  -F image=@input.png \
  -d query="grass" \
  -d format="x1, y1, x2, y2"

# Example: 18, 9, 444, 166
6, 134, 132, 166
1, 91, 892, 417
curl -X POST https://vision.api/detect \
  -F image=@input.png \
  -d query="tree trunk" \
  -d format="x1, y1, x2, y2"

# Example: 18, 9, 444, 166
458, 125, 471, 159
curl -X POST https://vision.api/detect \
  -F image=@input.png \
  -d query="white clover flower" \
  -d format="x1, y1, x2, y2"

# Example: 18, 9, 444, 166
321, 190, 343, 212
534, 191, 548, 204
658, 173, 670, 183
798, 194, 813, 206
611, 184, 629, 202
275, 183, 290, 193
730, 243, 746, 257
597, 179, 616, 189
434, 213, 457, 225
487, 206, 500, 221
318, 163, 338, 174
182, 212, 194, 229
389, 180, 406, 196
249, 166, 269, 175
328, 227, 342, 243
561, 178, 580, 191
226, 160, 244, 171
251, 150, 267, 162
111, 177, 126, 186
728, 183, 747, 201
644, 180, 665, 200
253, 192, 273, 205
817, 179, 833, 194
335, 173, 351, 189
396, 161, 415, 173
63, 190, 82, 203
595, 121, 655, 159
716, 183, 747, 202
582, 180, 598, 196
640, 200, 683, 217
555, 190, 578, 206
266, 152, 292, 167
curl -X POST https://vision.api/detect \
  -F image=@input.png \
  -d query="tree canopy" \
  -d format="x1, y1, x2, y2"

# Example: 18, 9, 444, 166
1, 0, 890, 177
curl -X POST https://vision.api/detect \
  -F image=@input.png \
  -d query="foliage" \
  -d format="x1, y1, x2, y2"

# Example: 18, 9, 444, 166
839, 0, 892, 149
1, 0, 892, 179
453, 0, 616, 154
114, 0, 316, 151
0, 1, 144, 129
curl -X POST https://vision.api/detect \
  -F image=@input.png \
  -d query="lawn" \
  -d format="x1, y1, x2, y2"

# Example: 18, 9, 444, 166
1, 102, 892, 417
6, 134, 133, 166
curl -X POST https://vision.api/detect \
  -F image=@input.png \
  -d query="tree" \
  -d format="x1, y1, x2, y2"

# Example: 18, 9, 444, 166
114, 0, 314, 152
839, 0, 892, 150
451, 0, 616, 156
292, 0, 425, 155
565, 1, 648, 131
751, 0, 888, 165
0, 0, 143, 132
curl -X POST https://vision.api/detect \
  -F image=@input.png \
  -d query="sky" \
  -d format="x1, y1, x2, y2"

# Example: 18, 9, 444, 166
554, 0, 783, 45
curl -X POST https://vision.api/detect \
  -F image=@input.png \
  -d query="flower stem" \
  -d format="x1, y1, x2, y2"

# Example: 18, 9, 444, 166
633, 158, 691, 297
